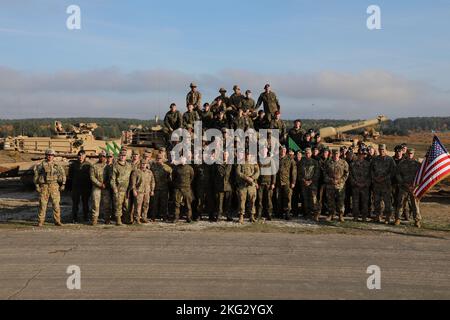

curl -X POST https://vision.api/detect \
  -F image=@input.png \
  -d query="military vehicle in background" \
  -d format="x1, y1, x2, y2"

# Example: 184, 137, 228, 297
317, 115, 390, 152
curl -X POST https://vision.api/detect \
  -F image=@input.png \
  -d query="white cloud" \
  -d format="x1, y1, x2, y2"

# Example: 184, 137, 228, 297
0, 66, 448, 119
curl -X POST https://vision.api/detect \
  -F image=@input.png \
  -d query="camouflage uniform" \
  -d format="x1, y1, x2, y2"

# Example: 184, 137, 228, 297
270, 119, 287, 144
194, 164, 215, 220
395, 158, 421, 222
235, 163, 260, 223
150, 162, 172, 221
323, 158, 349, 221
371, 155, 396, 221
229, 93, 244, 112
318, 156, 330, 215
233, 114, 247, 131
214, 163, 233, 221
276, 156, 297, 219
69, 159, 92, 221
200, 109, 215, 129
186, 91, 202, 110
349, 159, 371, 220
257, 162, 276, 220
298, 157, 320, 219
110, 160, 133, 223
253, 116, 269, 131
183, 110, 200, 129
164, 110, 183, 134
256, 91, 281, 121
34, 160, 66, 225
90, 161, 113, 223
130, 167, 155, 223
241, 97, 256, 114
172, 164, 195, 222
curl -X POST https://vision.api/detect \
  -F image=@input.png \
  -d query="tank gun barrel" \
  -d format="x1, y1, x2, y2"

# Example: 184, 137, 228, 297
319, 115, 389, 139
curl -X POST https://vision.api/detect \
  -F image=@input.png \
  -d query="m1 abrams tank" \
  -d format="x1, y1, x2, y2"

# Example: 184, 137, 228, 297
0, 121, 120, 184
318, 115, 390, 152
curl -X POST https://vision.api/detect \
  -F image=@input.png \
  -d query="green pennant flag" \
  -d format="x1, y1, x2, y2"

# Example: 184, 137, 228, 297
288, 137, 301, 152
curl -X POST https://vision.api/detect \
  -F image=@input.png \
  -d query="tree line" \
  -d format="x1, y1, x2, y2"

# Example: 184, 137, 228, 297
0, 117, 449, 139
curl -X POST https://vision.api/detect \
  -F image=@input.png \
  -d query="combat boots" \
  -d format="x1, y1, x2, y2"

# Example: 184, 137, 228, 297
338, 214, 345, 223
55, 221, 64, 227
239, 215, 244, 225
91, 217, 98, 226
325, 214, 334, 222
415, 221, 422, 228
37, 221, 44, 227
250, 214, 257, 223
116, 218, 123, 226
394, 219, 401, 226
313, 213, 320, 223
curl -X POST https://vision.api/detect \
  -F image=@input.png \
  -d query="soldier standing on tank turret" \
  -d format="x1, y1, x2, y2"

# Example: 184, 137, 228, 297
90, 151, 113, 225
33, 149, 66, 227
350, 148, 371, 222
256, 84, 281, 122
111, 151, 133, 226
69, 150, 92, 223
186, 82, 202, 112
323, 150, 349, 222
394, 148, 422, 228
371, 144, 396, 224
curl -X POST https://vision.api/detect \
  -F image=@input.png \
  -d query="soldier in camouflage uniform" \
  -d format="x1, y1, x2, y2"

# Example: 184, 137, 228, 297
194, 161, 214, 221
110, 151, 133, 226
69, 150, 92, 223
130, 161, 155, 224
276, 146, 297, 220
200, 103, 214, 129
33, 149, 66, 227
298, 148, 320, 221
256, 147, 276, 221
292, 151, 303, 217
172, 156, 195, 223
392, 145, 405, 219
241, 90, 256, 116
349, 149, 371, 222
90, 151, 113, 225
318, 147, 331, 216
214, 151, 234, 221
164, 103, 183, 136
128, 150, 141, 223
235, 152, 260, 224
150, 154, 172, 222
395, 149, 422, 228
229, 85, 244, 113
183, 104, 200, 130
233, 108, 248, 131
288, 120, 305, 151
256, 84, 281, 121
211, 88, 230, 113
371, 144, 396, 223
270, 111, 287, 145
186, 82, 202, 111
323, 150, 349, 222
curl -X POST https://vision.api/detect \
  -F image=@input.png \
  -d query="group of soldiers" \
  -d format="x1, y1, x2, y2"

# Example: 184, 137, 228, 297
32, 83, 423, 228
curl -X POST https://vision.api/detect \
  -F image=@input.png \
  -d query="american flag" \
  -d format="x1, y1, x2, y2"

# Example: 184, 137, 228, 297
414, 136, 450, 199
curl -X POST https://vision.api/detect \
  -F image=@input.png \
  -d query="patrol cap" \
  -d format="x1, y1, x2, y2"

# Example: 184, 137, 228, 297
99, 150, 107, 157
407, 148, 415, 154
332, 149, 339, 155
144, 148, 153, 154
45, 149, 55, 156
233, 85, 240, 90
378, 144, 387, 150
322, 147, 330, 152
190, 82, 197, 88
219, 88, 227, 93
132, 150, 140, 156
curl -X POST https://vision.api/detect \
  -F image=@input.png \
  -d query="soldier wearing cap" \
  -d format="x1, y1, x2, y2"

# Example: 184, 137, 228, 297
127, 150, 141, 222
130, 161, 155, 224
68, 150, 92, 223
229, 85, 244, 113
214, 151, 234, 222
90, 151, 113, 225
276, 146, 297, 220
256, 147, 276, 221
213, 110, 229, 132
349, 148, 371, 222
323, 149, 349, 222
110, 151, 133, 225
186, 82, 202, 111
270, 111, 287, 145
211, 88, 230, 112
33, 149, 66, 227
392, 145, 406, 218
150, 154, 173, 222
395, 149, 422, 228
241, 90, 256, 116
371, 144, 396, 223
236, 152, 260, 224
183, 104, 200, 130
172, 156, 195, 223
297, 147, 320, 221
164, 103, 183, 137
256, 84, 281, 121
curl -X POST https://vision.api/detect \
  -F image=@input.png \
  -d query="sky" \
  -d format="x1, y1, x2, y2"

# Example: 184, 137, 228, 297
0, 0, 449, 119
